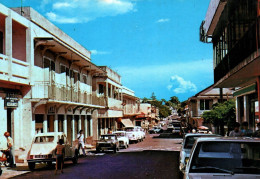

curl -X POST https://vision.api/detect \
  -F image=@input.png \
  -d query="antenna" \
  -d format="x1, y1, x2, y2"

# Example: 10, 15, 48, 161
21, 0, 24, 16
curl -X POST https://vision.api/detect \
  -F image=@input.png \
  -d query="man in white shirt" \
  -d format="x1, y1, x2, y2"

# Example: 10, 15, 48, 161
77, 130, 86, 156
4, 132, 16, 168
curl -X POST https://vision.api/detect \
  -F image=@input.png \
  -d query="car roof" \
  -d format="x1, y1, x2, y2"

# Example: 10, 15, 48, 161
35, 132, 64, 137
113, 131, 125, 133
184, 133, 220, 137
101, 134, 117, 136
196, 137, 260, 143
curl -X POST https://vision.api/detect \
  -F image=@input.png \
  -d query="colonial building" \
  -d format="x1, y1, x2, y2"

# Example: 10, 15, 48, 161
187, 85, 233, 127
0, 5, 105, 160
201, 0, 260, 131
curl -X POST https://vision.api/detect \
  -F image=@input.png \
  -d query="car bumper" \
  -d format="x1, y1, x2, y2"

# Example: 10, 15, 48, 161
27, 158, 55, 163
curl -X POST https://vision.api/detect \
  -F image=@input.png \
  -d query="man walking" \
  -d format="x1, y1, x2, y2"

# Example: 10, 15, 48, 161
4, 132, 16, 168
77, 130, 86, 157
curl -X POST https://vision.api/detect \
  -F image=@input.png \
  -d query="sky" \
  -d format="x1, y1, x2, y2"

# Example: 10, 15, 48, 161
1, 0, 213, 102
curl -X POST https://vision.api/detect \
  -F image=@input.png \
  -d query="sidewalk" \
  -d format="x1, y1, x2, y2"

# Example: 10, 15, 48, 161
1, 163, 30, 179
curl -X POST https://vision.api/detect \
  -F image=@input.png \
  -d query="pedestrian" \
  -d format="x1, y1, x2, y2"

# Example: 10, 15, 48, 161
77, 130, 86, 157
252, 123, 260, 137
55, 139, 65, 174
4, 132, 15, 168
241, 121, 253, 137
229, 122, 242, 137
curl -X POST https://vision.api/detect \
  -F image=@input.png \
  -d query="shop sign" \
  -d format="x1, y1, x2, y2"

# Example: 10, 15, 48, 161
5, 97, 18, 108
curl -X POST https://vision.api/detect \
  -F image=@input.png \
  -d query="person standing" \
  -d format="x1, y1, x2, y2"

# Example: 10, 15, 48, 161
77, 130, 86, 157
241, 122, 253, 137
252, 123, 260, 137
229, 122, 242, 137
4, 132, 16, 168
55, 139, 65, 174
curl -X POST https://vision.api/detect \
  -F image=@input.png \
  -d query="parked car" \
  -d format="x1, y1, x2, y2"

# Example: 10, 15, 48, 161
172, 122, 181, 134
135, 126, 145, 140
179, 133, 220, 173
125, 127, 140, 143
27, 132, 78, 171
113, 131, 129, 149
149, 127, 162, 134
167, 124, 174, 130
184, 137, 260, 179
96, 134, 119, 153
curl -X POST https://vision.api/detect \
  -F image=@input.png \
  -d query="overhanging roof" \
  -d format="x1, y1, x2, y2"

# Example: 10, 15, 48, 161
35, 37, 105, 74
121, 119, 134, 127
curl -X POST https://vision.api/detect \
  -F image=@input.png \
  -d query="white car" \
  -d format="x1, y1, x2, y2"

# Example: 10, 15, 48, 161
184, 137, 260, 179
125, 127, 140, 143
27, 132, 78, 171
179, 133, 220, 173
134, 126, 145, 140
113, 131, 129, 149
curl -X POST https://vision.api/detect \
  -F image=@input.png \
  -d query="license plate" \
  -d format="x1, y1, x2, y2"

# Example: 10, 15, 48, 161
34, 155, 46, 159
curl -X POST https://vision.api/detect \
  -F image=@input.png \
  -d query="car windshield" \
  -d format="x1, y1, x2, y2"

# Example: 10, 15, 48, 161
101, 136, 115, 140
184, 136, 202, 149
125, 128, 134, 132
190, 141, 260, 174
115, 132, 125, 137
172, 123, 181, 128
34, 136, 55, 143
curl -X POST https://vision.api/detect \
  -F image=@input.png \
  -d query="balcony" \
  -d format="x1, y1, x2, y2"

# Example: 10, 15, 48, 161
107, 98, 123, 110
0, 54, 30, 85
31, 66, 105, 106
214, 23, 257, 83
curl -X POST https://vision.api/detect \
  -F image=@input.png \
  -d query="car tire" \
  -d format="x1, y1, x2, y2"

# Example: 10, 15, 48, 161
96, 148, 100, 153
73, 149, 78, 164
28, 162, 35, 171
47, 161, 52, 168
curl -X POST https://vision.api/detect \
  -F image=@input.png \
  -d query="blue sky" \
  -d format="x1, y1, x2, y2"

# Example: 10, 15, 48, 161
2, 0, 213, 102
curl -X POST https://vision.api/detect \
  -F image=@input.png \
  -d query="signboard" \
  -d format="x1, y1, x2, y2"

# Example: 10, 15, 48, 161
4, 97, 18, 108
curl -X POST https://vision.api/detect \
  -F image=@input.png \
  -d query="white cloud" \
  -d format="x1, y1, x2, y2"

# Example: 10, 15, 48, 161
156, 18, 170, 23
90, 49, 110, 55
168, 75, 197, 94
46, 12, 80, 24
42, 0, 136, 23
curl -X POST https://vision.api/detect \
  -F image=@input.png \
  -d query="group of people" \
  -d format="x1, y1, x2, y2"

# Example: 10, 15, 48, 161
229, 122, 260, 137
54, 129, 86, 174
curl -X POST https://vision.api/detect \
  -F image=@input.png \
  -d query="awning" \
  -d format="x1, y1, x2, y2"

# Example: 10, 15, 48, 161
121, 119, 134, 127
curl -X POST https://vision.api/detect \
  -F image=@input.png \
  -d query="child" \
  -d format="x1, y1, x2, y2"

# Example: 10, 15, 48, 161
55, 139, 65, 174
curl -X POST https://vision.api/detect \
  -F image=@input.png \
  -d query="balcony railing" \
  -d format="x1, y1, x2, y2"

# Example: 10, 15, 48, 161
214, 23, 257, 82
32, 66, 105, 106
0, 54, 30, 85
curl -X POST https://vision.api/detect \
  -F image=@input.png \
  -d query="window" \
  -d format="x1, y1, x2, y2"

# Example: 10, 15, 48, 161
99, 84, 104, 94
83, 75, 87, 84
43, 58, 55, 71
200, 99, 211, 110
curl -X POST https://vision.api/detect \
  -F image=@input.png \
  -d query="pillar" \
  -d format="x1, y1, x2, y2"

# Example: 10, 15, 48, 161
92, 110, 98, 140
243, 95, 249, 123
84, 115, 88, 137
54, 114, 58, 132
90, 115, 93, 136
43, 114, 47, 133
63, 115, 67, 136
257, 77, 260, 125
78, 115, 82, 131
106, 82, 109, 97
6, 11, 12, 78
236, 97, 240, 123
72, 115, 75, 141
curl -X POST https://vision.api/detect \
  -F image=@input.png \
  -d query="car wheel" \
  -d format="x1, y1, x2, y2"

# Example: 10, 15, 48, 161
28, 162, 35, 171
47, 161, 52, 168
124, 144, 127, 149
96, 148, 100, 153
73, 149, 78, 164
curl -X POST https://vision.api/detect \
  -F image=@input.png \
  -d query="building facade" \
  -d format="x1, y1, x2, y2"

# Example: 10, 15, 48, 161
0, 5, 105, 160
201, 0, 260, 131
187, 85, 234, 127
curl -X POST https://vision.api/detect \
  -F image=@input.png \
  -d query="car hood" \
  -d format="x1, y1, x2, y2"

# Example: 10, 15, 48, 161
30, 143, 56, 155
188, 173, 257, 179
98, 139, 115, 143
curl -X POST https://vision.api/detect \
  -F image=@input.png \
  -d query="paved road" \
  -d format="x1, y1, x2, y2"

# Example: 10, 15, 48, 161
12, 133, 182, 179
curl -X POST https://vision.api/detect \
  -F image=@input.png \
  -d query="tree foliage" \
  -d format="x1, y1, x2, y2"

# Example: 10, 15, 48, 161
202, 100, 236, 129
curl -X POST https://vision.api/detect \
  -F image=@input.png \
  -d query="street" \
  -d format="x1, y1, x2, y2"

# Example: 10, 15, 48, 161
12, 134, 182, 179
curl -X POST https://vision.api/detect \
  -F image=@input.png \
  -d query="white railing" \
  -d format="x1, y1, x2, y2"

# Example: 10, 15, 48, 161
0, 54, 30, 84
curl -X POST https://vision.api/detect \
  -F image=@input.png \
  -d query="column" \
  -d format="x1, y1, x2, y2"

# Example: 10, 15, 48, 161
90, 116, 93, 136
43, 114, 48, 133
6, 10, 12, 78
78, 115, 82, 131
54, 114, 58, 132
84, 115, 88, 137
91, 110, 98, 140
106, 82, 109, 97
63, 115, 67, 136
110, 85, 113, 98
235, 97, 240, 123
257, 77, 260, 123
243, 95, 249, 123
104, 118, 107, 134
72, 115, 75, 141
